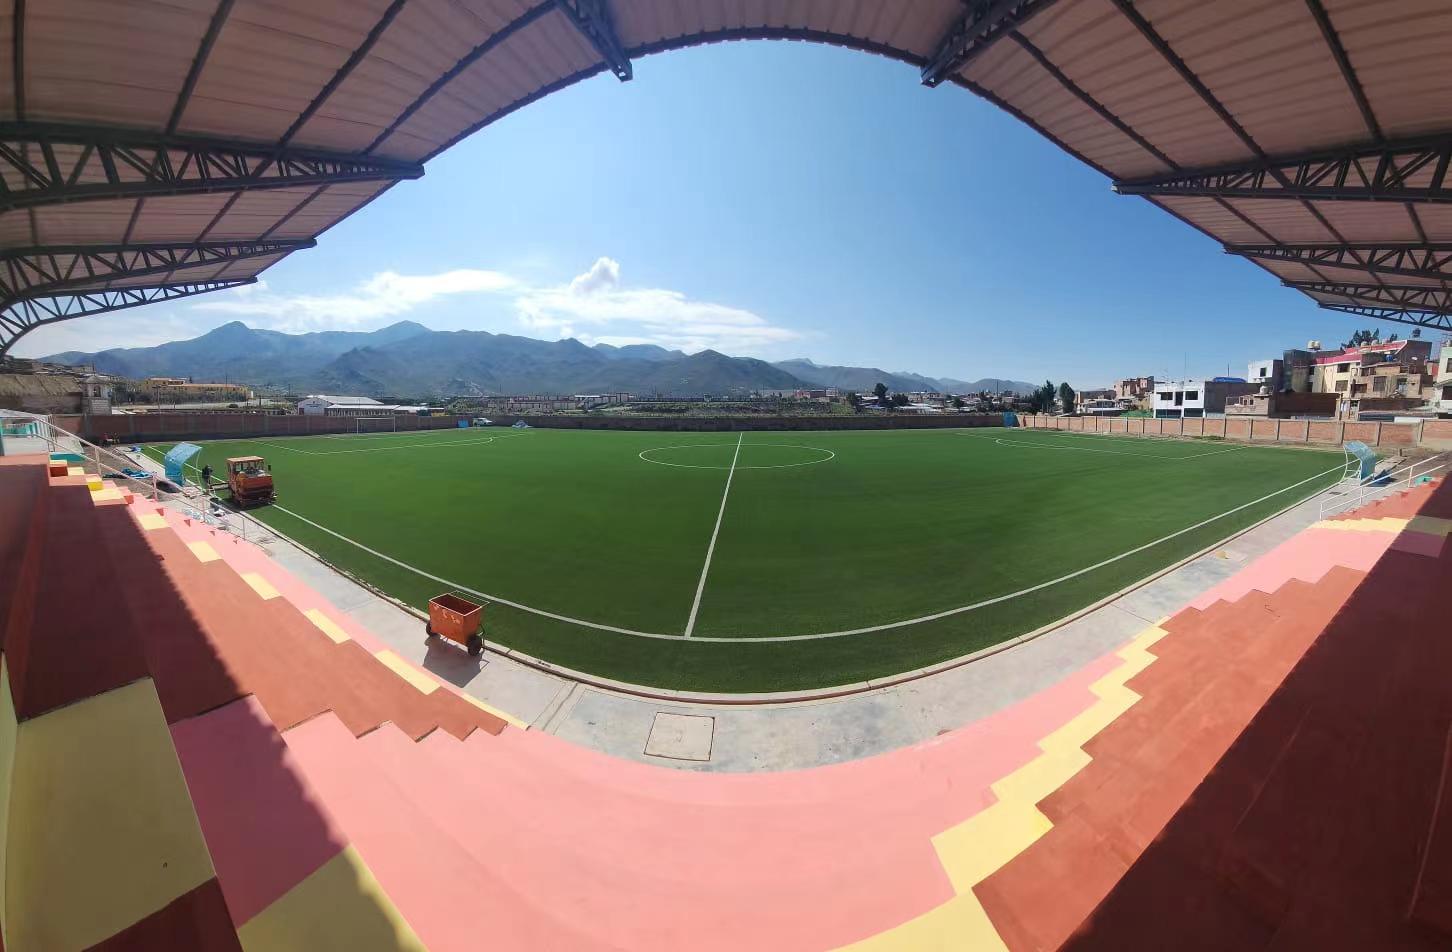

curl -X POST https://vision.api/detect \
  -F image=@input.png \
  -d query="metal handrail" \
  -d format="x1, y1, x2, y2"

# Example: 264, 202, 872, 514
0, 409, 269, 543
1317, 451, 1447, 519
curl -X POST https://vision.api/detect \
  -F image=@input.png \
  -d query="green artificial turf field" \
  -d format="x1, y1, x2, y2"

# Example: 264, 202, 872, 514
148, 425, 1344, 692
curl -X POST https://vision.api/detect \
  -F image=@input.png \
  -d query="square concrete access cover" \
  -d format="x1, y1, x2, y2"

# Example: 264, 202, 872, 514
644, 712, 715, 762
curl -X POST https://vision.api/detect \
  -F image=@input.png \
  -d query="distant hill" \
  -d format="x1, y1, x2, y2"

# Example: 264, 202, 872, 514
773, 359, 1034, 396
48, 320, 433, 390
48, 322, 1029, 398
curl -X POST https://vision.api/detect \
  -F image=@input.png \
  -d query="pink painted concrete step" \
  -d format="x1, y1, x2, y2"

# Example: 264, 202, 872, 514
171, 696, 350, 927
278, 650, 1123, 952
1188, 526, 1394, 612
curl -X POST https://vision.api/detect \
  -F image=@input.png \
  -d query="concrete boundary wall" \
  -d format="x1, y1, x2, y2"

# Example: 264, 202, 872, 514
488, 414, 1003, 433
1021, 414, 1448, 449
58, 411, 1005, 442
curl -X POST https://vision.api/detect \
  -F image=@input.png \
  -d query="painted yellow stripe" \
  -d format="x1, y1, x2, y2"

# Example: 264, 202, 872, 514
1407, 514, 1452, 538
833, 893, 1007, 951
188, 540, 222, 563
137, 512, 168, 530
91, 487, 125, 503
1311, 516, 1410, 533
237, 845, 426, 952
458, 691, 529, 731
304, 608, 351, 645
7, 679, 216, 951
375, 650, 440, 695
241, 572, 281, 600
67, 465, 84, 476
919, 624, 1167, 945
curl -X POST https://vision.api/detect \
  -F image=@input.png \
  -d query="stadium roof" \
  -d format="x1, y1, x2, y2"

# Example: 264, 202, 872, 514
3, 0, 1451, 355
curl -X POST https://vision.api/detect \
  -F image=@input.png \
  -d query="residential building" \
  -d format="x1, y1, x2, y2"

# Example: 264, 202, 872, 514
1225, 389, 1337, 418
1152, 378, 1257, 419
1079, 398, 1122, 416
1114, 376, 1155, 402
1281, 348, 1320, 392
1310, 339, 1434, 415
1436, 345, 1452, 416
1247, 359, 1282, 389
138, 377, 253, 403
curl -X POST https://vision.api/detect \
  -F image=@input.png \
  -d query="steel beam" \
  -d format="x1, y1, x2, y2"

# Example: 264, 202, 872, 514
922, 0, 1059, 87
0, 279, 256, 357
0, 239, 312, 301
1288, 281, 1452, 314
1230, 244, 1452, 281
1116, 135, 1452, 203
556, 0, 631, 81
1318, 303, 1452, 331
0, 122, 423, 213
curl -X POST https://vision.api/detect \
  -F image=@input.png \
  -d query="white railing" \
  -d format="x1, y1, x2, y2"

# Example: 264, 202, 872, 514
1317, 451, 1447, 520
0, 409, 273, 544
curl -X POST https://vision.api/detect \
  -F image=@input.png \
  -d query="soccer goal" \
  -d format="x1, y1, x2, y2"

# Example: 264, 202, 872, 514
356, 416, 397, 433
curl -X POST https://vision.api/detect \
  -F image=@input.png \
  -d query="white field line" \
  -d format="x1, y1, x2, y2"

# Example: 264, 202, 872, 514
254, 435, 501, 456
989, 435, 1242, 461
684, 432, 744, 637
265, 461, 1344, 644
638, 442, 834, 470
269, 503, 685, 641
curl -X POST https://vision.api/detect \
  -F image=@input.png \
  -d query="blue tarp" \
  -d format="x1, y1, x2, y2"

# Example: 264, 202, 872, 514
164, 442, 202, 481
1002, 411, 1018, 428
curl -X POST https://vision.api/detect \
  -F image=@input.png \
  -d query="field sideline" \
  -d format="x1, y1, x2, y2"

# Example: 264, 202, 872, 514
147, 425, 1343, 692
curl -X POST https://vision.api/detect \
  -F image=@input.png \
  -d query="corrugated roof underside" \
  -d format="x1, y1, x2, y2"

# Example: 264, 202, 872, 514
0, 0, 1448, 319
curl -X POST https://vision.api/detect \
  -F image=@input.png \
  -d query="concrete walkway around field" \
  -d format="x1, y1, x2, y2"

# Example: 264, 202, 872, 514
147, 479, 1343, 772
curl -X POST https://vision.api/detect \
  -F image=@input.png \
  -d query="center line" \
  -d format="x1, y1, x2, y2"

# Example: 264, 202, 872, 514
685, 432, 743, 637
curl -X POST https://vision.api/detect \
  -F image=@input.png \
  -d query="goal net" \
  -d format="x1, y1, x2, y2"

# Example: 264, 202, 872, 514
356, 416, 397, 433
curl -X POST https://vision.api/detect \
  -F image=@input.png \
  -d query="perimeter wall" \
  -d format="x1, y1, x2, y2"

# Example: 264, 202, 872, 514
1022, 414, 1452, 450
56, 411, 1005, 442
56, 412, 472, 442
487, 414, 1003, 432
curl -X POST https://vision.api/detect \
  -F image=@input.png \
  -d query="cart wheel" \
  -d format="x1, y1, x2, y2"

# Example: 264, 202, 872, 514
467, 635, 483, 657
426, 625, 438, 639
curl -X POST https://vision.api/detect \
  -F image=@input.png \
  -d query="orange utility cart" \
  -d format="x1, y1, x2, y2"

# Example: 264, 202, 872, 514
426, 592, 486, 656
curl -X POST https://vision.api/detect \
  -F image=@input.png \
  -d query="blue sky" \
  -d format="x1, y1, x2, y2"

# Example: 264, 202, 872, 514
23, 41, 1372, 387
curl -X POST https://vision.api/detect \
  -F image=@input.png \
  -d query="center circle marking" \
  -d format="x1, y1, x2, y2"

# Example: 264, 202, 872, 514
638, 442, 836, 470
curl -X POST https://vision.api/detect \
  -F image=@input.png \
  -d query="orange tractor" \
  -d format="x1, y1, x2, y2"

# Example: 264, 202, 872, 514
225, 455, 275, 508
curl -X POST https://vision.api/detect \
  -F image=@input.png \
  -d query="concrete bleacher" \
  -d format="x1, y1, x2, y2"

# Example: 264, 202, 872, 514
0, 450, 1450, 949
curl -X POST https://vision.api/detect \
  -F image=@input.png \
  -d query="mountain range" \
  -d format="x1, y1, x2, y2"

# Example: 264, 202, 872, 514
46, 322, 1035, 399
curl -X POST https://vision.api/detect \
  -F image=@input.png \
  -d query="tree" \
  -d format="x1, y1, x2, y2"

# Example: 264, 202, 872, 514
847, 391, 861, 412
1028, 380, 1056, 414
891, 392, 910, 407
1058, 382, 1076, 415
951, 396, 966, 410
873, 382, 889, 403
1343, 328, 1381, 348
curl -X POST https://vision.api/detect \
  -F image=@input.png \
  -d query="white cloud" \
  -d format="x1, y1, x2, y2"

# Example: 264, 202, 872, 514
181, 256, 801, 356
515, 258, 801, 355
194, 268, 518, 331
568, 256, 620, 295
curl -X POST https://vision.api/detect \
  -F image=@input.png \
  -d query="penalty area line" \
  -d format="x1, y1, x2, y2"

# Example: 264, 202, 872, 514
684, 432, 743, 637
